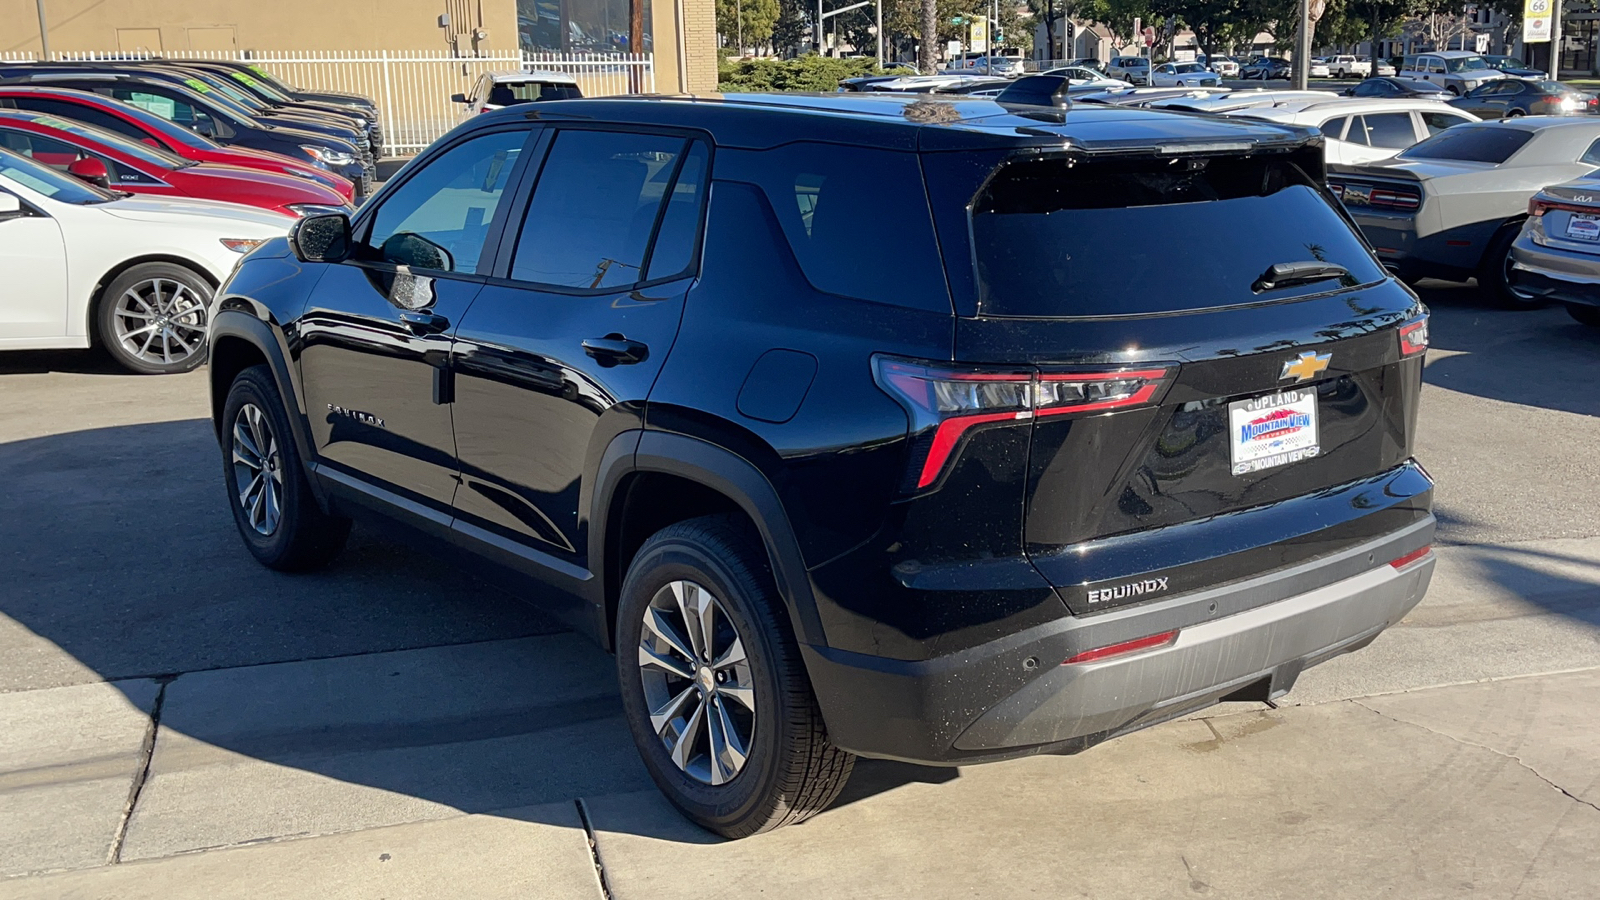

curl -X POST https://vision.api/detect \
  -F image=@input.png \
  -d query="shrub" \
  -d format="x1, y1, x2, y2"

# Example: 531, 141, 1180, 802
717, 55, 889, 92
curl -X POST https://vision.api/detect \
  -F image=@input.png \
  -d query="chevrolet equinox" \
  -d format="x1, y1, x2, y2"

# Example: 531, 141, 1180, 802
209, 93, 1436, 838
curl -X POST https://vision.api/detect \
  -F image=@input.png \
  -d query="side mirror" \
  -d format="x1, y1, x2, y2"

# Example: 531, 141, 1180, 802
288, 212, 352, 263
67, 157, 111, 188
451, 93, 468, 104
0, 192, 23, 220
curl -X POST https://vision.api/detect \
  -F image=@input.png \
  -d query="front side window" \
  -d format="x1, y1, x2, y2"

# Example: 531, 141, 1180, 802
362, 128, 527, 273
0, 147, 114, 203
510, 129, 698, 290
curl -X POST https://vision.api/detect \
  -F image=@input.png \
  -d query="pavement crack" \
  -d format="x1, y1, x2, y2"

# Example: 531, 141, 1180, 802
107, 674, 176, 865
1351, 698, 1600, 815
573, 798, 614, 900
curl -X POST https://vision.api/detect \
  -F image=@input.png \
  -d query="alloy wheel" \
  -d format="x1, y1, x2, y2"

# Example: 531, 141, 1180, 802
636, 579, 756, 786
112, 278, 208, 367
231, 403, 283, 536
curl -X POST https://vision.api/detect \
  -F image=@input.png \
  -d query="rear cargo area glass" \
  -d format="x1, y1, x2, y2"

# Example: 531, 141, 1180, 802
971, 157, 1386, 318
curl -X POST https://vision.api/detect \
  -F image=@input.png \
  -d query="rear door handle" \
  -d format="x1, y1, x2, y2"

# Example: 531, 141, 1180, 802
582, 334, 649, 366
400, 310, 450, 335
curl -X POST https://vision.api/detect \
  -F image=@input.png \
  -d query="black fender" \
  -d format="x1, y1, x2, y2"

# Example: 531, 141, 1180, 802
589, 429, 827, 652
209, 307, 327, 505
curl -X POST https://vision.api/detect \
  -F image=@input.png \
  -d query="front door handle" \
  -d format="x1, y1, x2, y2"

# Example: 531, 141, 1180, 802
400, 310, 449, 335
582, 334, 649, 366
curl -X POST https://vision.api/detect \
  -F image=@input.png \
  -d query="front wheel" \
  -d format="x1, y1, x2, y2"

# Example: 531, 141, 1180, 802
96, 262, 213, 374
616, 515, 854, 838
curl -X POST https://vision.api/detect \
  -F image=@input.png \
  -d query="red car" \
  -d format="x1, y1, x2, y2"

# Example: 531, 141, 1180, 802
0, 110, 348, 216
0, 87, 354, 202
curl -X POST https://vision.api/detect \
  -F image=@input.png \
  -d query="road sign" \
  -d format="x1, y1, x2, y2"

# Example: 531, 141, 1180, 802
1525, 0, 1552, 43
950, 16, 965, 24
1476, 33, 1490, 53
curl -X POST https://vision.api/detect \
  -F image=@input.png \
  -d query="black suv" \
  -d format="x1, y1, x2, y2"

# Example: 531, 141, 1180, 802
210, 94, 1436, 837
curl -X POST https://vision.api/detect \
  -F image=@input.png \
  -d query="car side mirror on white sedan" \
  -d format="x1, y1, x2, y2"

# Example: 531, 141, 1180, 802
0, 192, 22, 221
289, 212, 352, 263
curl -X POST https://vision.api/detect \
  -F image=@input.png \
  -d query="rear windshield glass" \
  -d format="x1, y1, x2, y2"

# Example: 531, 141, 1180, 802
971, 156, 1386, 317
1399, 126, 1533, 163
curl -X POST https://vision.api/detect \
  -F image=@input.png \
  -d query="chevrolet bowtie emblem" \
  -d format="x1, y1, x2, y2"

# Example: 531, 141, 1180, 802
1281, 351, 1331, 383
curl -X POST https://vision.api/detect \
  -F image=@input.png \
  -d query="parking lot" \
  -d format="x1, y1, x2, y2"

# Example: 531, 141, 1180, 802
0, 280, 1597, 898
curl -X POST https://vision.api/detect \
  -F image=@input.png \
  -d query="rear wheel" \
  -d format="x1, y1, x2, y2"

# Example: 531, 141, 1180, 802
1506, 109, 1526, 118
96, 263, 213, 375
616, 515, 854, 838
1478, 222, 1543, 309
1569, 303, 1600, 327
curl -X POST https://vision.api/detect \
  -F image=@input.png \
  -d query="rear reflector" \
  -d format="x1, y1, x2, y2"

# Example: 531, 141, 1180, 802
1063, 630, 1179, 665
1389, 546, 1431, 569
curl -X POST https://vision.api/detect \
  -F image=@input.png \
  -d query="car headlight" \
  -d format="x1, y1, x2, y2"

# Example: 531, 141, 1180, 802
220, 238, 268, 253
300, 144, 356, 166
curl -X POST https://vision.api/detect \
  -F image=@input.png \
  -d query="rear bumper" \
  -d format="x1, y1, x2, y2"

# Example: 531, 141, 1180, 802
804, 517, 1433, 765
1510, 233, 1600, 308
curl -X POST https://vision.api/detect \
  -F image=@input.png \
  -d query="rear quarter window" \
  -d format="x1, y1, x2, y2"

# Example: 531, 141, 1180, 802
969, 156, 1386, 317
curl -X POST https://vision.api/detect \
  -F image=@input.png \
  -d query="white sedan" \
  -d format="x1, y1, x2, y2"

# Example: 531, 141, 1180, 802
1310, 58, 1333, 78
1152, 62, 1222, 87
1041, 66, 1125, 88
0, 148, 292, 374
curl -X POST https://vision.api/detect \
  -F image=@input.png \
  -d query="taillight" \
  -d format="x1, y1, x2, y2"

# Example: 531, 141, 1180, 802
1528, 196, 1596, 217
873, 356, 1173, 491
1063, 630, 1179, 665
1368, 187, 1420, 210
1398, 315, 1429, 356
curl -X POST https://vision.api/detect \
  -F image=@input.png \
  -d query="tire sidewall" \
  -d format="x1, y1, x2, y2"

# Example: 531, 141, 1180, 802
97, 263, 214, 375
615, 536, 790, 831
1481, 223, 1542, 308
221, 367, 313, 567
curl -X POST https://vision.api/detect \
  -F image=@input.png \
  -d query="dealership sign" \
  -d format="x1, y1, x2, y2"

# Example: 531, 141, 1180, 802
1525, 0, 1552, 43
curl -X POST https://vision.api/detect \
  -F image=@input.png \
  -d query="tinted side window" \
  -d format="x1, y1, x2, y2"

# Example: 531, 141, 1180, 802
363, 128, 527, 273
1360, 113, 1418, 149
1581, 139, 1600, 166
509, 130, 689, 290
1320, 117, 1348, 139
644, 142, 709, 281
0, 130, 81, 167
1402, 126, 1533, 163
110, 88, 216, 134
731, 142, 948, 311
1421, 111, 1472, 136
14, 99, 142, 141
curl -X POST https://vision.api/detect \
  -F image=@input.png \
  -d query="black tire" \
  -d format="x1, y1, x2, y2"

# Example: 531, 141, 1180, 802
96, 262, 214, 375
1478, 222, 1543, 309
221, 365, 351, 571
1569, 303, 1600, 327
1506, 108, 1525, 118
616, 514, 854, 838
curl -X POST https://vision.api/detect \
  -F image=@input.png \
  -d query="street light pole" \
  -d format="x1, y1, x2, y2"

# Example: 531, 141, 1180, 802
35, 0, 51, 58
876, 0, 883, 66
1550, 0, 1563, 80
1293, 0, 1310, 89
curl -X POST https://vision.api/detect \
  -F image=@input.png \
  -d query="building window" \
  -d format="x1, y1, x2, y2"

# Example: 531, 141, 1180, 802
517, 0, 653, 52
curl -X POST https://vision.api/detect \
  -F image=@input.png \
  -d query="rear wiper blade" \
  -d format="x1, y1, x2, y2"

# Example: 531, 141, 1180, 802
1253, 261, 1350, 292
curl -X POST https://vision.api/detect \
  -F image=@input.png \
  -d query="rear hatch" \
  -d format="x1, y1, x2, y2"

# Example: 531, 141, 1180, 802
921, 136, 1431, 616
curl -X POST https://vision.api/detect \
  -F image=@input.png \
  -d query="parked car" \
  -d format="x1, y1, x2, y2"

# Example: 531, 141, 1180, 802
1039, 66, 1123, 88
1231, 98, 1478, 165
1241, 57, 1292, 80
173, 60, 384, 158
1342, 77, 1453, 101
1328, 117, 1600, 304
209, 93, 1435, 839
1200, 55, 1241, 78
948, 56, 1023, 77
0, 70, 372, 195
1146, 89, 1331, 114
1108, 55, 1152, 84
0, 110, 350, 217
1073, 86, 1228, 107
1481, 55, 1547, 79
0, 86, 354, 202
0, 147, 290, 373
1397, 52, 1504, 95
1152, 62, 1221, 87
1062, 58, 1108, 73
452, 70, 582, 118
1327, 55, 1370, 78
1508, 176, 1600, 324
1449, 79, 1599, 119
188, 59, 380, 122
1310, 58, 1332, 78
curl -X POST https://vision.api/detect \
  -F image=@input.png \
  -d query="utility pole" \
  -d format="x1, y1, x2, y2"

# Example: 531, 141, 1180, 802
35, 0, 51, 58
1550, 0, 1563, 79
1293, 0, 1311, 88
876, 0, 883, 66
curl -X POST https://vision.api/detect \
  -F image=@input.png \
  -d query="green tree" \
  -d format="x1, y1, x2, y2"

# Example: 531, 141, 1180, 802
719, 0, 783, 49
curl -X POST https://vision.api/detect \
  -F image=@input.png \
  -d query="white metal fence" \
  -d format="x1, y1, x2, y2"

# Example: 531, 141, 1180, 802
4, 49, 654, 155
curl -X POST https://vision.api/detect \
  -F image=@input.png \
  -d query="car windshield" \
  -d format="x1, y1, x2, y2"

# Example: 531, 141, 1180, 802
1176, 63, 1205, 73
1400, 125, 1534, 163
224, 70, 292, 102
169, 75, 260, 119
0, 146, 116, 203
1446, 56, 1491, 73
247, 64, 300, 93
498, 80, 583, 102
7, 112, 191, 168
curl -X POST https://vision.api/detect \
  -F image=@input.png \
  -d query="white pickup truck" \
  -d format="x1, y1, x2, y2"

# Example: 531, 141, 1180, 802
1328, 55, 1370, 77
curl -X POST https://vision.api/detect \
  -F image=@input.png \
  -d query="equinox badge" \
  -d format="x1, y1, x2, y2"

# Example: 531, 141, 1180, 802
1087, 576, 1170, 605
1280, 351, 1331, 383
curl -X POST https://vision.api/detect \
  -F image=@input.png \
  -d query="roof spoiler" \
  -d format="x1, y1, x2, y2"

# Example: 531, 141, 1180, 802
996, 74, 1073, 110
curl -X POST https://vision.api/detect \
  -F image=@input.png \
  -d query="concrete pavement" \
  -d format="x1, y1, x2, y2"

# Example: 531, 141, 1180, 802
1, 283, 1598, 897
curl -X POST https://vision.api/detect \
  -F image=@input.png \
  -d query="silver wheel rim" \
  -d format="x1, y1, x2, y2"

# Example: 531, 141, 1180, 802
231, 403, 283, 536
112, 278, 208, 367
637, 580, 756, 786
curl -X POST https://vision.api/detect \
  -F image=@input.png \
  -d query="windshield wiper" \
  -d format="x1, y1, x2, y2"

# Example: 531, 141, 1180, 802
1253, 261, 1351, 292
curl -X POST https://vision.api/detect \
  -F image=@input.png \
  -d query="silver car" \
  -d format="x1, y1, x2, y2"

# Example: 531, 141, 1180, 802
1509, 178, 1600, 326
1397, 51, 1506, 96
1328, 117, 1600, 305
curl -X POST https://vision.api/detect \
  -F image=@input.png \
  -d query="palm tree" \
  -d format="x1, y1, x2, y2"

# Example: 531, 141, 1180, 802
921, 0, 938, 72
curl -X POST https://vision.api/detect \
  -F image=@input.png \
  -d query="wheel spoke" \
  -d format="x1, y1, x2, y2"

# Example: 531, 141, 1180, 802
668, 696, 706, 772
121, 323, 159, 339
638, 643, 695, 680
122, 290, 155, 315
717, 681, 755, 713
247, 407, 271, 465
247, 476, 266, 528
711, 636, 746, 671
674, 581, 715, 662
151, 280, 167, 311
234, 422, 263, 463
137, 328, 158, 357
168, 329, 195, 355
239, 472, 263, 509
263, 476, 280, 532
160, 330, 172, 364
642, 606, 695, 662
649, 682, 699, 736
707, 695, 748, 785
